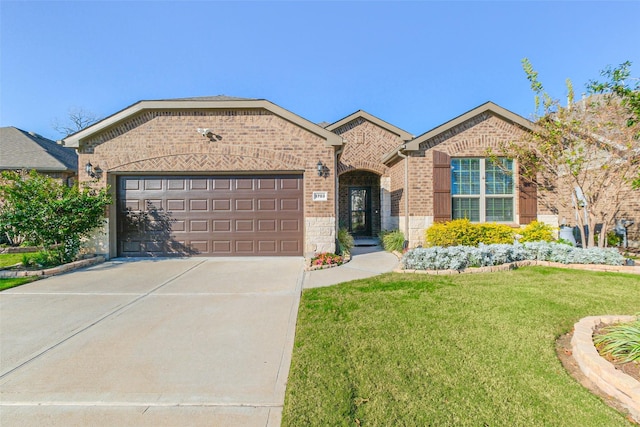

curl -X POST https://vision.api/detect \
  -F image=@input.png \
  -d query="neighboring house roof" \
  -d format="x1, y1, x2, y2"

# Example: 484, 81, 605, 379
0, 126, 77, 172
326, 110, 414, 140
381, 101, 534, 163
63, 96, 344, 148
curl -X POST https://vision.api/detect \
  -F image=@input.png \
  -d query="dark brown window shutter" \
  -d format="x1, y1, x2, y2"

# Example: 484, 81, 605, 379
518, 166, 537, 224
433, 151, 452, 222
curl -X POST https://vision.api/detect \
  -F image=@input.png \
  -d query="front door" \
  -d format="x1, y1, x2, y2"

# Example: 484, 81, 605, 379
349, 187, 372, 236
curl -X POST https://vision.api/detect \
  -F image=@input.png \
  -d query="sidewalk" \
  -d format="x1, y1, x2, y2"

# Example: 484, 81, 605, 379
303, 244, 400, 289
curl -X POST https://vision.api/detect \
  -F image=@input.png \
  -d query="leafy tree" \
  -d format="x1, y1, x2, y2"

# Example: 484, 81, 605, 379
0, 170, 111, 263
498, 59, 639, 248
588, 61, 640, 189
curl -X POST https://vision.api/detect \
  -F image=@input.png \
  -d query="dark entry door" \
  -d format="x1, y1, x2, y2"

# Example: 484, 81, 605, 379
349, 187, 372, 236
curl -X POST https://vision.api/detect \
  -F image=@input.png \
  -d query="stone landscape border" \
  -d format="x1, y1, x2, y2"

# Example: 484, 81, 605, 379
571, 315, 640, 423
0, 256, 105, 279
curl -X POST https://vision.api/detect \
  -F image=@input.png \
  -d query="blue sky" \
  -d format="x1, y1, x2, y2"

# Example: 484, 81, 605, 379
1, 1, 639, 140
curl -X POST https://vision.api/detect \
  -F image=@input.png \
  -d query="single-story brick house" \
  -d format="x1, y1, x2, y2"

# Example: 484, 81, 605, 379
1, 126, 78, 184
62, 96, 635, 258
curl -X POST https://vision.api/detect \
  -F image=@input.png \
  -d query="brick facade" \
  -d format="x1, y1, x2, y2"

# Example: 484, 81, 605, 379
76, 107, 337, 257
331, 115, 409, 237
69, 99, 638, 256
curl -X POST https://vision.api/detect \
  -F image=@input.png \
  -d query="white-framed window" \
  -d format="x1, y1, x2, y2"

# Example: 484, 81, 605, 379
451, 157, 514, 222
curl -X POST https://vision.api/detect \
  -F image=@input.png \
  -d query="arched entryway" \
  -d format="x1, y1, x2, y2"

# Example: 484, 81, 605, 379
338, 170, 381, 237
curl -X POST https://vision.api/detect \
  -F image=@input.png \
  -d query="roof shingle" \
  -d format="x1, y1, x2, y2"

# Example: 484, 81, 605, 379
0, 126, 77, 172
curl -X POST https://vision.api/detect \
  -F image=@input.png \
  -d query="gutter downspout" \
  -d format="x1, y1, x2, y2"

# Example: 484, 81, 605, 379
396, 145, 409, 243
335, 146, 344, 246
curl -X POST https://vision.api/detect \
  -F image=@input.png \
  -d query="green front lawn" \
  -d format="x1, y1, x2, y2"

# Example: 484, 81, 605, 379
283, 267, 640, 426
0, 253, 39, 291
0, 277, 38, 291
0, 252, 32, 268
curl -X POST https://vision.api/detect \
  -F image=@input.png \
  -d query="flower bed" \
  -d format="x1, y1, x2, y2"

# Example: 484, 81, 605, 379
403, 241, 626, 271
307, 252, 350, 271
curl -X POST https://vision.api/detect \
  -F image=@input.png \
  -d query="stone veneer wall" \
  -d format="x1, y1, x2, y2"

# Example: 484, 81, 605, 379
78, 109, 337, 257
305, 217, 336, 254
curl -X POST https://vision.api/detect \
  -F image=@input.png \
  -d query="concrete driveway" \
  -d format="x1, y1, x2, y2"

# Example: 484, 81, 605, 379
0, 257, 304, 426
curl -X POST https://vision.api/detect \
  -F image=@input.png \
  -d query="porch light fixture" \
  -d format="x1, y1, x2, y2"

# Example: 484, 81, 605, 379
85, 162, 102, 179
317, 160, 325, 177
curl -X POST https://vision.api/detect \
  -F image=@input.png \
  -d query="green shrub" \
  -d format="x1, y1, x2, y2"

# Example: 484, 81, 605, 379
22, 249, 62, 268
594, 230, 623, 247
0, 170, 111, 264
477, 223, 517, 244
337, 228, 354, 255
425, 219, 515, 247
519, 220, 555, 243
380, 230, 406, 252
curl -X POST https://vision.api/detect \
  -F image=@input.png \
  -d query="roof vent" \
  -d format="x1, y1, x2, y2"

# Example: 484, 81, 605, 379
28, 131, 42, 138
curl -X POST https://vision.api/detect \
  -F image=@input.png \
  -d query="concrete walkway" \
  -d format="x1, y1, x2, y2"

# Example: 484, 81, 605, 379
304, 245, 400, 289
0, 257, 304, 427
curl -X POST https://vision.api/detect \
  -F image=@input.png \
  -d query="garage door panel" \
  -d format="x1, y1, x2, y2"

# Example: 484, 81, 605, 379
235, 179, 253, 190
167, 200, 185, 211
258, 178, 276, 189
189, 241, 209, 253
189, 199, 208, 211
117, 175, 303, 257
258, 199, 276, 211
235, 199, 254, 211
281, 199, 300, 210
167, 179, 186, 190
281, 240, 300, 252
280, 177, 300, 190
189, 220, 209, 232
212, 199, 231, 211
235, 241, 255, 253
235, 220, 254, 232
212, 240, 231, 253
213, 220, 231, 232
258, 241, 277, 253
190, 179, 208, 190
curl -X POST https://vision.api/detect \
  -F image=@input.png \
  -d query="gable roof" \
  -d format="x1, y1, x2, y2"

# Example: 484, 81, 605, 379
326, 110, 414, 140
381, 101, 534, 163
63, 96, 343, 148
0, 126, 77, 172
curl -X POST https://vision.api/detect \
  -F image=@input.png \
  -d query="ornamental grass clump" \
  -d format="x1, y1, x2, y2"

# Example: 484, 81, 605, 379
380, 230, 406, 252
593, 318, 640, 363
337, 228, 354, 255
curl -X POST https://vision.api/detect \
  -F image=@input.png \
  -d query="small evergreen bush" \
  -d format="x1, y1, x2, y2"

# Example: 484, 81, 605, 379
425, 219, 515, 247
519, 220, 555, 243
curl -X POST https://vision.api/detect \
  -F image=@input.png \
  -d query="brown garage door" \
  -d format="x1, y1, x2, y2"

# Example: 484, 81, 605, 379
117, 175, 303, 257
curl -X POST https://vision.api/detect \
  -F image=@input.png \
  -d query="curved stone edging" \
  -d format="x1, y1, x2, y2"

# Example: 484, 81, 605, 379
395, 260, 640, 275
571, 315, 640, 422
0, 256, 106, 279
